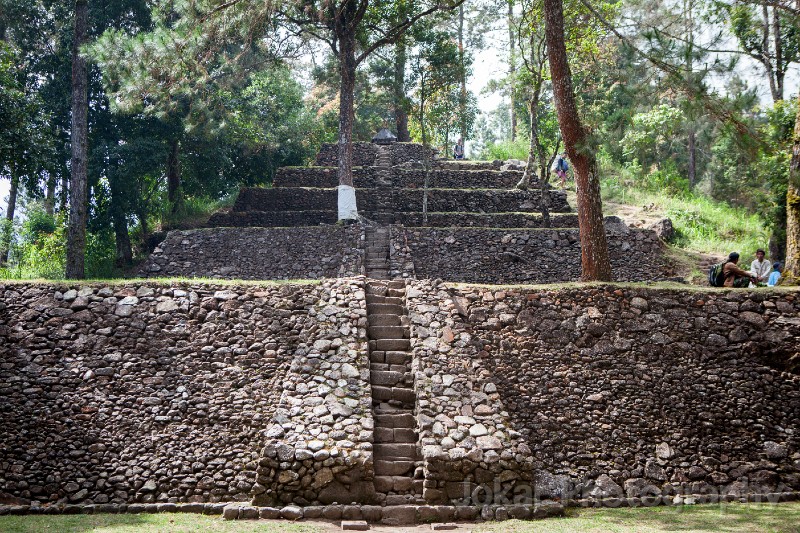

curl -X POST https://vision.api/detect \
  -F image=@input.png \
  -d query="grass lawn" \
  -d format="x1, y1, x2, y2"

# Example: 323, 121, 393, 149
2, 503, 800, 533
0, 513, 327, 533
478, 502, 800, 532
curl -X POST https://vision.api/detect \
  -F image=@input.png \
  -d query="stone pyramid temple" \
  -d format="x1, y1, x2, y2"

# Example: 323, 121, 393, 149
2, 138, 799, 528
142, 141, 666, 283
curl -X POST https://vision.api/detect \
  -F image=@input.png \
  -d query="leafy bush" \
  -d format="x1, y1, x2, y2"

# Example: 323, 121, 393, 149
479, 137, 531, 161
1, 206, 67, 279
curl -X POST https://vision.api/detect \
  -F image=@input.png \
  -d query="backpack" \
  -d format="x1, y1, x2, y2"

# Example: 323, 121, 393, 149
708, 261, 727, 287
559, 158, 569, 172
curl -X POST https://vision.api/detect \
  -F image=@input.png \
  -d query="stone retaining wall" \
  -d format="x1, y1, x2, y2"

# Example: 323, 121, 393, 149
232, 188, 569, 215
2, 279, 800, 511
405, 282, 536, 506
398, 222, 665, 283
252, 279, 375, 507
207, 211, 578, 230
273, 167, 536, 190
405, 281, 800, 503
140, 226, 363, 279
0, 281, 333, 505
207, 210, 337, 228
314, 143, 431, 167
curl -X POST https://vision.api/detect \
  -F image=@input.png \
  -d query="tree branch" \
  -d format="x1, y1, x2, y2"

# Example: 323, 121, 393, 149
356, 0, 466, 65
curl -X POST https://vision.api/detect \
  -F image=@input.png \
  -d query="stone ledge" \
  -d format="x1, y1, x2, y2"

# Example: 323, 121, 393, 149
6, 494, 800, 521
233, 188, 570, 215
273, 167, 541, 190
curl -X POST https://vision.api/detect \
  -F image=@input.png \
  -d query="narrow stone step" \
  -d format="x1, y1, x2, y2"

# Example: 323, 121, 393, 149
370, 370, 405, 386
368, 326, 409, 340
374, 443, 418, 459
386, 288, 406, 298
368, 314, 401, 326
370, 351, 386, 363
371, 385, 415, 405
375, 339, 410, 351
374, 412, 415, 428
374, 459, 416, 476
374, 427, 417, 443
365, 294, 403, 305
370, 362, 409, 372
385, 351, 411, 365
367, 303, 404, 315
374, 475, 415, 493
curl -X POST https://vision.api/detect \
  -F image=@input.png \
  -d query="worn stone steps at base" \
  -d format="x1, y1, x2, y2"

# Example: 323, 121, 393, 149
370, 350, 412, 364
366, 303, 405, 315
367, 326, 409, 339
366, 295, 403, 305
366, 278, 420, 499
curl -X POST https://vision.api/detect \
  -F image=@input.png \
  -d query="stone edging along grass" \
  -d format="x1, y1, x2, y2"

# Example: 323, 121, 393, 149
2, 492, 798, 524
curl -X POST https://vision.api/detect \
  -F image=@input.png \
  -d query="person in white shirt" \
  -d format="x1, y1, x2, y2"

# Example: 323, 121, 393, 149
749, 249, 771, 287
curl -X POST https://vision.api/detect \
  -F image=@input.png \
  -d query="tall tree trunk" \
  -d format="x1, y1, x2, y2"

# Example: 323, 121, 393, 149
45, 173, 57, 215
773, 7, 784, 102
167, 139, 182, 215
337, 29, 358, 220
59, 172, 69, 213
518, 99, 538, 191
1, 173, 19, 264
688, 127, 696, 188
109, 178, 132, 267
65, 0, 89, 279
458, 3, 468, 142
394, 38, 411, 142
543, 0, 611, 281
507, 0, 517, 141
762, 2, 780, 104
783, 91, 800, 284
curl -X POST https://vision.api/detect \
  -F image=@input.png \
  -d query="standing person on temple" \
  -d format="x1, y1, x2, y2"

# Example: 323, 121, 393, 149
552, 153, 569, 189
453, 138, 465, 160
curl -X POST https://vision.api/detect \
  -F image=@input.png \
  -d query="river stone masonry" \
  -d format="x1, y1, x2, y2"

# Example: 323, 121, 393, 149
405, 281, 536, 506
2, 280, 800, 520
252, 278, 375, 507
0, 281, 340, 504
404, 281, 800, 503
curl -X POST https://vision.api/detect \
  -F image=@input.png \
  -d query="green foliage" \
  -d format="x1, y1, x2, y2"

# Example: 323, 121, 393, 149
1, 205, 66, 279
602, 173, 769, 257
408, 28, 479, 152
479, 137, 532, 161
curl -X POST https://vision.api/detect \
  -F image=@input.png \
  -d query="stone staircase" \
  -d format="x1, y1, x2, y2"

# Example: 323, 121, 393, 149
366, 279, 423, 505
365, 227, 391, 280
375, 145, 393, 187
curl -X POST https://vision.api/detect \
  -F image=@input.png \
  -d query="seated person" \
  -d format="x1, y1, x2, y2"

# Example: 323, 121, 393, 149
723, 252, 756, 288
767, 262, 782, 286
749, 248, 771, 286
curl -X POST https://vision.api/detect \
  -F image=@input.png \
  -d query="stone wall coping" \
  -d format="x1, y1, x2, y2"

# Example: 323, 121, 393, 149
3, 493, 799, 521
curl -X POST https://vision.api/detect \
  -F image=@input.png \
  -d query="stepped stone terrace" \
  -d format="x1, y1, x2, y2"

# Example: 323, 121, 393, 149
144, 141, 666, 283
